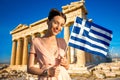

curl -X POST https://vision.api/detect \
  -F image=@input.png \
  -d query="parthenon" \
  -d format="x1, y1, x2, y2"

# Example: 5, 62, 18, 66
10, 0, 102, 68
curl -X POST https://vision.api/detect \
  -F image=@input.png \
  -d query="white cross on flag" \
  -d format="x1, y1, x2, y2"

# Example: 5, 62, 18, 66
68, 16, 113, 58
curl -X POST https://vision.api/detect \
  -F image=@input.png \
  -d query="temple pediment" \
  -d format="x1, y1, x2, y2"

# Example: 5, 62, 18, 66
10, 24, 29, 34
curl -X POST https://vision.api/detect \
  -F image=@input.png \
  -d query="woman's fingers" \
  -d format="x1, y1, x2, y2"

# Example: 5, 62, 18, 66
48, 66, 60, 77
60, 57, 67, 65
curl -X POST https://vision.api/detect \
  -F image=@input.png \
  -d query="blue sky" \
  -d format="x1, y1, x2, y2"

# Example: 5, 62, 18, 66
0, 0, 120, 63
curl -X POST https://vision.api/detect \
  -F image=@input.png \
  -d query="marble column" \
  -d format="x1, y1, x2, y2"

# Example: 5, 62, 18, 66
15, 38, 23, 65
97, 56, 101, 63
22, 37, 28, 65
70, 47, 75, 63
86, 53, 89, 64
64, 26, 70, 63
10, 40, 17, 65
86, 53, 93, 65
40, 32, 45, 37
75, 8, 87, 67
41, 30, 47, 37
35, 33, 41, 38
75, 49, 86, 67
32, 34, 36, 39
89, 54, 93, 63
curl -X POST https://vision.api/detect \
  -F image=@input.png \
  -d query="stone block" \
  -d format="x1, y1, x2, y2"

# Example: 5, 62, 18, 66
102, 66, 110, 70
105, 72, 116, 78
113, 71, 120, 76
93, 71, 105, 79
102, 69, 111, 73
111, 66, 120, 71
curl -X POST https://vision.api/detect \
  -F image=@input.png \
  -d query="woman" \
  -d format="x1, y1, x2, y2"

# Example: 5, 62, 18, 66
27, 8, 71, 80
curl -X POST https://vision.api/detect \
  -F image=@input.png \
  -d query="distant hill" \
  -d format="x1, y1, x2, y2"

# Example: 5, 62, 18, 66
0, 62, 10, 65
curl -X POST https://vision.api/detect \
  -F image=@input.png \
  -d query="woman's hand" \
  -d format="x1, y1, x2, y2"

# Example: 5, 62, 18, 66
48, 66, 60, 77
60, 57, 69, 70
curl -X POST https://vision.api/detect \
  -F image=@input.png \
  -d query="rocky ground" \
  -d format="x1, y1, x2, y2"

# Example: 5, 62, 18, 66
0, 61, 120, 80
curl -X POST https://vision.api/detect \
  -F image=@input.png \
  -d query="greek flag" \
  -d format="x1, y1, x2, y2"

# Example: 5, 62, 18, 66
68, 17, 113, 58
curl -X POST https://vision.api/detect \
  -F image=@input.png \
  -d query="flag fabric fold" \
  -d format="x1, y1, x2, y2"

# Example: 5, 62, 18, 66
68, 16, 113, 58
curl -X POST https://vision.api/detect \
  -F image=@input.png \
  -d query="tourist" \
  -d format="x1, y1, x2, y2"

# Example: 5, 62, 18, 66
27, 8, 71, 80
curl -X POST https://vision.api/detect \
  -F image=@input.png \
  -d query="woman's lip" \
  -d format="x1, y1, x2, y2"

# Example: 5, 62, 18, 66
54, 30, 58, 33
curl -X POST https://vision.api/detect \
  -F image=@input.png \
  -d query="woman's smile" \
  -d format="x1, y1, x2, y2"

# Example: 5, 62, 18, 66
53, 27, 60, 34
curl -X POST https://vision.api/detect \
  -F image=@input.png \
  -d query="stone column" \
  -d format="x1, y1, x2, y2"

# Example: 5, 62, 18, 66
35, 33, 41, 38
70, 47, 75, 63
75, 49, 86, 67
75, 8, 87, 67
32, 34, 36, 39
64, 26, 70, 63
41, 30, 47, 37
97, 56, 101, 63
86, 53, 90, 64
10, 40, 17, 65
22, 37, 28, 65
89, 54, 93, 63
15, 38, 23, 65
40, 32, 45, 37
86, 53, 93, 65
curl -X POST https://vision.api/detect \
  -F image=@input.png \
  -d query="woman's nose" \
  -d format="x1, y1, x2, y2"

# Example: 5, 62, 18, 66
56, 26, 60, 30
57, 25, 62, 31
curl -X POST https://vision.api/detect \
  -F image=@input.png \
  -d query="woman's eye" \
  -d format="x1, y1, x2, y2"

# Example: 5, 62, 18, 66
53, 21, 57, 24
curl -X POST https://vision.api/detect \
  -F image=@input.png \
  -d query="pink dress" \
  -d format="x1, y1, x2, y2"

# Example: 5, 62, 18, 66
30, 38, 71, 80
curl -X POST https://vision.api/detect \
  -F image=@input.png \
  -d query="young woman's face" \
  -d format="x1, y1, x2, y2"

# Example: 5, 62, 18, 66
48, 16, 65, 36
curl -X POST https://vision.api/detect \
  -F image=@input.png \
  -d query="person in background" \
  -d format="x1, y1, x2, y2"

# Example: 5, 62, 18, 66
27, 8, 71, 80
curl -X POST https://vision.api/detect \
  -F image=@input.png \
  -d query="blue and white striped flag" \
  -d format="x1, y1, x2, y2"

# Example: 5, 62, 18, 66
68, 17, 113, 58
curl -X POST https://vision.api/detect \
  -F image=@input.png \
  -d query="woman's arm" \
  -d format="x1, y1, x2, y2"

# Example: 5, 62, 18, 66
27, 53, 60, 77
27, 53, 45, 75
27, 38, 45, 75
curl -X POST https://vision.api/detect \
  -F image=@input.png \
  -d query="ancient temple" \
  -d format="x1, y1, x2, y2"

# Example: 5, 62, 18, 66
10, 0, 102, 71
